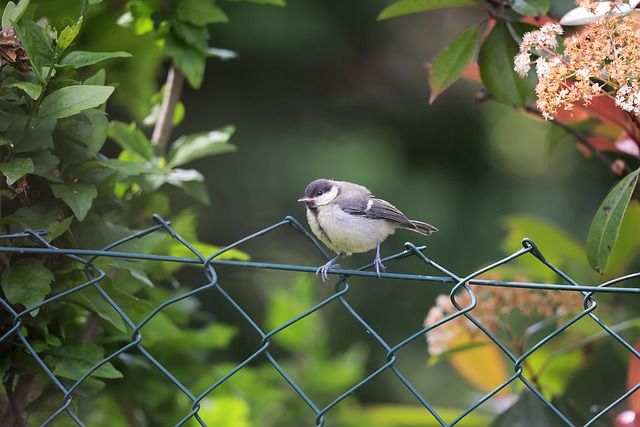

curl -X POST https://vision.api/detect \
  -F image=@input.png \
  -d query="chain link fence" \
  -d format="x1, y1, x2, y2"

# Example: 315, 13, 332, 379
1, 214, 639, 426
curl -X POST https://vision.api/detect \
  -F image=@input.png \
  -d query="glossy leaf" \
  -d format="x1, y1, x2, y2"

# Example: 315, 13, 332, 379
478, 22, 535, 106
587, 169, 640, 273
60, 51, 132, 69
510, 0, 549, 16
13, 18, 54, 82
1, 258, 53, 310
0, 157, 34, 185
166, 168, 210, 205
51, 181, 98, 221
167, 126, 236, 168
378, 0, 477, 20
429, 24, 479, 104
560, 2, 633, 25
38, 85, 115, 120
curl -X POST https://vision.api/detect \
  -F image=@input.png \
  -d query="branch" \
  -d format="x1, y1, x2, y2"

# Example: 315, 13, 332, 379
151, 66, 185, 152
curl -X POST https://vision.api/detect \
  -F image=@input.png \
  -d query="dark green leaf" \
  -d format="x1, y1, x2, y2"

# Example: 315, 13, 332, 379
510, 0, 550, 16
429, 24, 479, 104
13, 18, 55, 82
51, 182, 98, 221
378, 0, 477, 21
38, 85, 114, 120
173, 21, 208, 53
587, 168, 640, 273
164, 33, 206, 89
108, 121, 154, 161
14, 117, 56, 153
478, 22, 535, 106
83, 68, 106, 86
1, 258, 54, 310
0, 157, 34, 185
175, 0, 228, 26
60, 51, 132, 69
44, 343, 123, 380
2, 0, 30, 28
167, 126, 236, 168
55, 109, 109, 163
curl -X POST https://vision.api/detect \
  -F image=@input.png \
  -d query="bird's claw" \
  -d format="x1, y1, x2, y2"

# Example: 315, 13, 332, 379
316, 261, 340, 283
374, 257, 386, 278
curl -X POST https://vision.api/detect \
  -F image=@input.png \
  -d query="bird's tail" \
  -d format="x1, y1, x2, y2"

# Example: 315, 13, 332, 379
407, 220, 438, 236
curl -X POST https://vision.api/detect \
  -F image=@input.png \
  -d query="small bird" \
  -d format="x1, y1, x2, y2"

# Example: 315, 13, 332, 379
298, 179, 438, 281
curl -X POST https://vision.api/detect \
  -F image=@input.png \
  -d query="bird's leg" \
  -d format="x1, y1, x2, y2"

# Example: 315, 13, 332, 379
316, 253, 342, 282
374, 241, 385, 278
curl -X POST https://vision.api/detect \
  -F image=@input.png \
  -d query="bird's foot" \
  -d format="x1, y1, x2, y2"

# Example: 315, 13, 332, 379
374, 242, 385, 278
316, 257, 341, 283
373, 256, 386, 278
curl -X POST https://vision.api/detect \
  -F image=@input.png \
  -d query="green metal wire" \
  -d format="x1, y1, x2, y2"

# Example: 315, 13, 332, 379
0, 214, 638, 427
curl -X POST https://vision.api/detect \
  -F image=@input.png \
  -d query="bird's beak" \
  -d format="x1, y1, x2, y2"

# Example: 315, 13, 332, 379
297, 196, 313, 203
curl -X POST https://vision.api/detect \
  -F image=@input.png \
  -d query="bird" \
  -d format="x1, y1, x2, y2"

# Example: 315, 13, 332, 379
298, 178, 438, 282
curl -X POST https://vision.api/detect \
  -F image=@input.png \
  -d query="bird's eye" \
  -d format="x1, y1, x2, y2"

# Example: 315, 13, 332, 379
315, 190, 323, 196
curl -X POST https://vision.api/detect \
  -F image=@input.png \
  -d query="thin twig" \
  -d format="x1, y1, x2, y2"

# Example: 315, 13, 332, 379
522, 104, 624, 172
151, 66, 185, 153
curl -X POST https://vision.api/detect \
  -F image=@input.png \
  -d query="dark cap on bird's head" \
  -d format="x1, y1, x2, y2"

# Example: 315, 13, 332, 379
297, 179, 336, 207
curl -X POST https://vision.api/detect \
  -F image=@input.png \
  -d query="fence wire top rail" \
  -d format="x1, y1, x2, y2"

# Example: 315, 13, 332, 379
1, 214, 639, 427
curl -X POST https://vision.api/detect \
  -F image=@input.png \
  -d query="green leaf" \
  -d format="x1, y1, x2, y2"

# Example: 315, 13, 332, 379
38, 85, 115, 120
13, 18, 55, 82
5, 81, 43, 100
166, 168, 210, 204
478, 22, 535, 106
57, 16, 82, 52
44, 343, 123, 380
164, 33, 206, 89
2, 0, 29, 28
0, 157, 34, 185
97, 159, 170, 176
167, 126, 236, 168
1, 258, 54, 310
175, 0, 229, 26
378, 0, 477, 20
191, 396, 250, 427
510, 0, 549, 16
587, 168, 640, 274
60, 51, 132, 69
51, 181, 98, 221
489, 390, 568, 427
67, 286, 128, 333
429, 24, 479, 104
108, 121, 154, 161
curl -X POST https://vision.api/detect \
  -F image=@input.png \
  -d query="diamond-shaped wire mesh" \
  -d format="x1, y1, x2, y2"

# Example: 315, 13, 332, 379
1, 214, 639, 426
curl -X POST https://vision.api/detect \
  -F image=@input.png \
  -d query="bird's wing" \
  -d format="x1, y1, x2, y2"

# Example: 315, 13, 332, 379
341, 196, 415, 228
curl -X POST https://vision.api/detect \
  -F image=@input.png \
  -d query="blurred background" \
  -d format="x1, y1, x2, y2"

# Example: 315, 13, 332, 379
8, 0, 627, 422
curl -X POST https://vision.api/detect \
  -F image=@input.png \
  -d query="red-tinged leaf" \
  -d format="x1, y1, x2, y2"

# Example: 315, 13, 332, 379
460, 61, 481, 82
628, 339, 640, 412
428, 25, 480, 103
554, 106, 590, 123
575, 92, 631, 131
